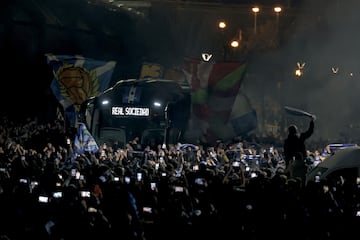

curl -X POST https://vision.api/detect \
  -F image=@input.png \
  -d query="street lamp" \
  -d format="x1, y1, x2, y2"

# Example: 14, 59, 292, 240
218, 20, 226, 30
230, 29, 242, 48
230, 40, 239, 48
217, 20, 227, 61
274, 6, 282, 31
252, 6, 260, 34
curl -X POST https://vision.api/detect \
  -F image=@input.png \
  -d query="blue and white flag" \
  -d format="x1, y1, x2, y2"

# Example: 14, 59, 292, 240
46, 54, 116, 127
73, 122, 99, 155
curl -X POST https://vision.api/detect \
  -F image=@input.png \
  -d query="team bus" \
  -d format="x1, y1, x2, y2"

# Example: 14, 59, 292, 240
79, 78, 191, 149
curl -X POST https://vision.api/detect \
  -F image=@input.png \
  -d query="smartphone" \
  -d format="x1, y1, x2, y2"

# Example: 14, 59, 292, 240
19, 178, 28, 184
137, 173, 142, 181
124, 176, 130, 184
174, 186, 183, 192
232, 161, 240, 167
52, 191, 63, 198
356, 177, 360, 185
38, 195, 49, 203
143, 207, 152, 213
195, 178, 205, 185
30, 181, 39, 189
80, 190, 91, 198
88, 207, 97, 213
99, 175, 107, 183
88, 207, 97, 212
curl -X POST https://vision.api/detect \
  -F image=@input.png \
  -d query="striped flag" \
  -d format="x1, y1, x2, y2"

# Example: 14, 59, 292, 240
183, 58, 257, 143
183, 58, 211, 139
45, 54, 116, 127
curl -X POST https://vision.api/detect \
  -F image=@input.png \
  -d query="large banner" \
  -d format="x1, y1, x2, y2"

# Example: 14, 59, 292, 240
181, 58, 257, 143
46, 54, 116, 127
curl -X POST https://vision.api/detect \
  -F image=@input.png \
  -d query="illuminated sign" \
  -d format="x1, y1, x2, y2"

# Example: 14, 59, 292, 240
112, 106, 150, 117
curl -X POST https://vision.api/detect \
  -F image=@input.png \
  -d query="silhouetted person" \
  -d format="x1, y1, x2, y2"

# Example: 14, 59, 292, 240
283, 118, 315, 181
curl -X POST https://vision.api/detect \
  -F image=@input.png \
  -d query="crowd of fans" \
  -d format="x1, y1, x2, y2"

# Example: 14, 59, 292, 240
0, 116, 359, 240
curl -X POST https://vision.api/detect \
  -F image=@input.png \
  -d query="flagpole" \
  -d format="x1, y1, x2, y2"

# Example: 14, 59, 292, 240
164, 102, 170, 146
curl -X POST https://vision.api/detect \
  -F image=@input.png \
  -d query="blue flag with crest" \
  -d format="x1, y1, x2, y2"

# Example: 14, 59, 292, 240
46, 54, 116, 127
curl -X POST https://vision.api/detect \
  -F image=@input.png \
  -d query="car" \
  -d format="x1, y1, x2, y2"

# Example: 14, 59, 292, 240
306, 146, 360, 185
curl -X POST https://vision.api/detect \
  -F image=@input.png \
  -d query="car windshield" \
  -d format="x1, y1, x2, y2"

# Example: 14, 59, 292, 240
98, 127, 126, 149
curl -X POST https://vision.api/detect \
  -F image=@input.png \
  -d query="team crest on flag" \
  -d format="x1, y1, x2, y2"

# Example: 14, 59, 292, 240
46, 54, 116, 127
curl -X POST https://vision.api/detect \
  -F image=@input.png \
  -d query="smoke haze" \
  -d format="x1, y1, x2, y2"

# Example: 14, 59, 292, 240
244, 0, 360, 142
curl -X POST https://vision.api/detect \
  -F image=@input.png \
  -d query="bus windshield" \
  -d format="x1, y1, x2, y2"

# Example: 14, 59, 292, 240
81, 79, 191, 149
